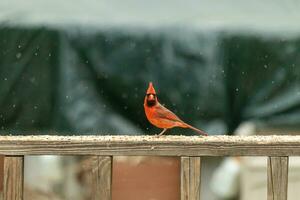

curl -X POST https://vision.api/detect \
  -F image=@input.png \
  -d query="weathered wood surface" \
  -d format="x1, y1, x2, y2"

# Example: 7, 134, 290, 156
0, 135, 299, 156
181, 157, 201, 200
3, 156, 24, 200
267, 157, 288, 200
0, 156, 4, 192
91, 156, 112, 200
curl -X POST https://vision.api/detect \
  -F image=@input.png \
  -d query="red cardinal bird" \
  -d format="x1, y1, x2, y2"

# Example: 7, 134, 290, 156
144, 82, 208, 136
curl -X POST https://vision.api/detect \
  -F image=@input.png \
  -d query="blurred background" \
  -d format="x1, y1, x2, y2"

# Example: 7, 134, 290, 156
0, 0, 300, 199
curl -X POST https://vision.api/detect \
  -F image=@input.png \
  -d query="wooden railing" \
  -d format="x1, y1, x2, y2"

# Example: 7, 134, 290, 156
1, 135, 297, 200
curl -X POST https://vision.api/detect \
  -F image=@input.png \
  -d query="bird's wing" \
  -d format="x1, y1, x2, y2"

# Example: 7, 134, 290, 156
154, 103, 183, 123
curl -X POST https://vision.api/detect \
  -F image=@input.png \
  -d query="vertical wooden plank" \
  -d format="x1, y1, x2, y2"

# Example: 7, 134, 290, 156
0, 156, 4, 192
4, 156, 24, 200
267, 156, 288, 200
0, 156, 4, 200
181, 157, 190, 200
189, 157, 201, 199
181, 157, 201, 200
91, 156, 112, 200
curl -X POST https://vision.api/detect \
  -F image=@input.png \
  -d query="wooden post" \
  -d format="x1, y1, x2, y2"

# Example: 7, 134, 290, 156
3, 156, 24, 200
91, 156, 112, 200
181, 157, 201, 200
267, 156, 288, 200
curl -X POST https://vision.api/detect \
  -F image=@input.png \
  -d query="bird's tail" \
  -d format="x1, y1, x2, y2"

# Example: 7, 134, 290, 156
182, 123, 208, 136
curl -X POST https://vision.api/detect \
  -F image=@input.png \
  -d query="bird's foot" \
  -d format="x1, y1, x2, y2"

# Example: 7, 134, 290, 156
155, 128, 167, 137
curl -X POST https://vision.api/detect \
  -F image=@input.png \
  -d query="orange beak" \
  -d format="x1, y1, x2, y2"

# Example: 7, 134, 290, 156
147, 94, 155, 101
146, 82, 156, 95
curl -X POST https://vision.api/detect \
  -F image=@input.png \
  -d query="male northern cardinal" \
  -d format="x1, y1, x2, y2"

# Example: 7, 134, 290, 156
144, 82, 208, 136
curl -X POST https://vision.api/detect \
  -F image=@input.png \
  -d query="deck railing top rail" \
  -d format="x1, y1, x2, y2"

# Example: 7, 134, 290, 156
1, 135, 294, 200
0, 135, 299, 156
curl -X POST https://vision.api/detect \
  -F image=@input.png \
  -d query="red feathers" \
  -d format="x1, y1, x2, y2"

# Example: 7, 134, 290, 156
144, 82, 208, 136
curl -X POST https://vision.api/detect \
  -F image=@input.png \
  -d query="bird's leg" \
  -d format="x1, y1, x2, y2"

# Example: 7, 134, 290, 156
158, 128, 167, 136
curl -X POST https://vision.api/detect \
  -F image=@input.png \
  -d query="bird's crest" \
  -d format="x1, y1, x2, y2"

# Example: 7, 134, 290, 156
146, 82, 156, 95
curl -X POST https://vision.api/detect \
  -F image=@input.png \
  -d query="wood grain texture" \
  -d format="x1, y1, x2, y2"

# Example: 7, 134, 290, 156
0, 135, 299, 156
181, 157, 190, 200
267, 157, 288, 200
181, 157, 201, 200
189, 157, 201, 200
91, 156, 112, 200
0, 156, 4, 191
4, 156, 24, 200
